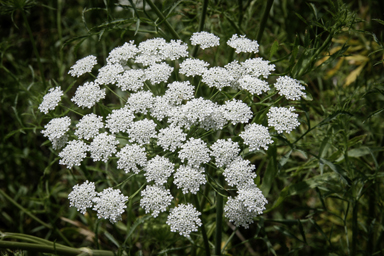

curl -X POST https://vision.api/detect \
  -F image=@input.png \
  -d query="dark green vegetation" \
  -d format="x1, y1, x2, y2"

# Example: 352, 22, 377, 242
1, 0, 384, 255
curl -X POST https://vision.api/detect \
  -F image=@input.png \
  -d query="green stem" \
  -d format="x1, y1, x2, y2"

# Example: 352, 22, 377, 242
145, 0, 180, 39
352, 201, 358, 256
20, 8, 46, 87
256, 0, 274, 43
0, 241, 114, 256
192, 0, 209, 57
215, 176, 224, 256
0, 189, 52, 229
193, 194, 210, 256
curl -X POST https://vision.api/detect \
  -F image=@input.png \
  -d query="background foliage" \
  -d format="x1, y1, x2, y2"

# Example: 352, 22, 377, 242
0, 0, 383, 255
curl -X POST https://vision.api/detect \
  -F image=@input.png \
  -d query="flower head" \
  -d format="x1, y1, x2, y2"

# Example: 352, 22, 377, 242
144, 155, 174, 185
178, 138, 211, 167
75, 113, 104, 140
126, 91, 154, 114
238, 75, 270, 95
92, 188, 128, 223
127, 119, 157, 145
71, 82, 106, 109
222, 99, 253, 125
105, 107, 135, 134
267, 106, 300, 134
190, 31, 220, 49
223, 157, 256, 187
89, 132, 119, 162
160, 39, 188, 60
95, 64, 124, 85
39, 87, 64, 114
145, 63, 173, 85
68, 55, 97, 77
116, 144, 147, 174
242, 58, 275, 79
116, 69, 145, 92
135, 38, 167, 66
202, 67, 234, 90
224, 196, 258, 229
166, 203, 202, 237
41, 116, 71, 142
210, 139, 240, 168
227, 34, 259, 54
274, 76, 306, 100
164, 81, 195, 105
68, 181, 96, 214
239, 123, 273, 151
237, 184, 268, 214
107, 41, 138, 64
59, 140, 88, 168
140, 185, 173, 218
173, 165, 206, 194
179, 58, 209, 77
157, 126, 187, 152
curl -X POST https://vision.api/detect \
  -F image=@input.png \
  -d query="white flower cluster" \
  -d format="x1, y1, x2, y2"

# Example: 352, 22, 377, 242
38, 87, 63, 114
71, 82, 106, 109
274, 76, 306, 100
166, 203, 202, 237
68, 55, 97, 77
240, 123, 273, 151
68, 181, 128, 224
267, 106, 300, 134
224, 184, 267, 228
227, 34, 259, 54
38, 32, 305, 234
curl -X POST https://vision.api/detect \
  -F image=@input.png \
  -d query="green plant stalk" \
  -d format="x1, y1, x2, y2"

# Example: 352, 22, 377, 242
0, 189, 52, 229
256, 0, 274, 43
193, 194, 210, 256
145, 0, 180, 40
192, 0, 209, 57
352, 201, 358, 256
20, 8, 46, 87
0, 241, 114, 256
295, 31, 334, 78
215, 176, 224, 256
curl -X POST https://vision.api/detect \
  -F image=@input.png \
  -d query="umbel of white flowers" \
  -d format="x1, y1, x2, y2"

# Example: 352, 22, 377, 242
39, 32, 305, 236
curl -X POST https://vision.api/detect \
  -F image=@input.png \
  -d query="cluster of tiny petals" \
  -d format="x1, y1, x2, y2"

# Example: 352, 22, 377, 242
225, 60, 245, 88
71, 82, 106, 109
200, 106, 227, 131
166, 203, 202, 237
157, 126, 187, 152
202, 67, 234, 90
68, 180, 96, 214
210, 139, 240, 168
41, 116, 71, 142
227, 34, 259, 54
160, 39, 189, 60
267, 106, 300, 134
164, 81, 195, 105
174, 165, 206, 194
75, 113, 104, 140
242, 58, 275, 78
126, 91, 154, 114
238, 75, 270, 95
116, 144, 147, 174
140, 185, 173, 217
68, 55, 97, 77
92, 187, 128, 224
106, 41, 138, 64
179, 58, 209, 77
190, 31, 220, 49
144, 155, 174, 185
59, 140, 88, 168
223, 157, 256, 187
117, 69, 145, 92
274, 76, 306, 100
150, 96, 174, 121
39, 87, 64, 114
106, 107, 135, 134
240, 123, 273, 151
135, 38, 167, 66
222, 99, 253, 125
224, 196, 258, 228
127, 119, 157, 145
89, 132, 119, 162
237, 184, 268, 214
178, 138, 211, 167
145, 63, 173, 85
95, 63, 124, 85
